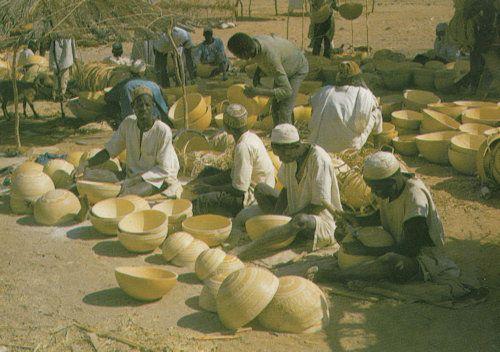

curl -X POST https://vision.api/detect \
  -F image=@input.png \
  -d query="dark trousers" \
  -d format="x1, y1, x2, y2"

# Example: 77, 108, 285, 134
311, 15, 332, 58
192, 191, 244, 217
154, 49, 170, 88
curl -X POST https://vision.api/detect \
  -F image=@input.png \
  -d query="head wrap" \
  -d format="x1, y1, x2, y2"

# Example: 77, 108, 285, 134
203, 26, 213, 35
336, 61, 361, 82
223, 103, 248, 128
130, 60, 147, 74
271, 124, 300, 144
363, 151, 400, 180
112, 42, 123, 51
131, 86, 153, 102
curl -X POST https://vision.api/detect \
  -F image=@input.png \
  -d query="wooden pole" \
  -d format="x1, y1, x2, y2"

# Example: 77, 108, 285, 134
365, 0, 370, 52
301, 0, 305, 49
275, 0, 278, 16
248, 0, 252, 18
166, 21, 188, 129
286, 10, 290, 39
11, 44, 21, 148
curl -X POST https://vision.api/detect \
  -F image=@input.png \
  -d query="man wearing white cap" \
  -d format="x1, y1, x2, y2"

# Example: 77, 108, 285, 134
192, 103, 275, 217
104, 60, 170, 128
234, 123, 342, 260
78, 85, 181, 198
324, 152, 475, 295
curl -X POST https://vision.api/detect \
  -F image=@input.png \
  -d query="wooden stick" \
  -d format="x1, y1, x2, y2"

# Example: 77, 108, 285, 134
73, 322, 151, 351
11, 43, 21, 148
2, 344, 33, 350
195, 334, 242, 341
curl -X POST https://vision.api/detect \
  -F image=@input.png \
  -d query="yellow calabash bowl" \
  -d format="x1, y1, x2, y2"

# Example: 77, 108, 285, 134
182, 214, 232, 247
34, 189, 81, 226
115, 266, 177, 301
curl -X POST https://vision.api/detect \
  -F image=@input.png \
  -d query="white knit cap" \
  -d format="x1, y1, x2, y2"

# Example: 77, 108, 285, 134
131, 60, 147, 74
363, 151, 400, 180
223, 103, 248, 128
271, 123, 300, 144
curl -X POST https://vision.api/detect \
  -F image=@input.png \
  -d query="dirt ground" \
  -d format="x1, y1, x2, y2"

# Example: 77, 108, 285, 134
1, 0, 500, 351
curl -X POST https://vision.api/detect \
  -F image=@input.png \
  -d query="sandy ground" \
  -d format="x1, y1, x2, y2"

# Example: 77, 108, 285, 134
1, 1, 500, 351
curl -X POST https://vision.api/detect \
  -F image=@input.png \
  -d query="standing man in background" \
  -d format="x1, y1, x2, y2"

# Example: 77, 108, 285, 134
309, 0, 338, 58
49, 37, 77, 101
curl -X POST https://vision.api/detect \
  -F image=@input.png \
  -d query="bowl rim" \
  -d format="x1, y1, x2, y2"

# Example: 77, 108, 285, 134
182, 214, 232, 232
118, 209, 169, 234
115, 266, 178, 281
91, 198, 135, 219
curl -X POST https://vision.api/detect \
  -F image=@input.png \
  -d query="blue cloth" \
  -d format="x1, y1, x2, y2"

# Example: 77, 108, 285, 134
35, 153, 66, 165
196, 37, 228, 66
106, 79, 169, 120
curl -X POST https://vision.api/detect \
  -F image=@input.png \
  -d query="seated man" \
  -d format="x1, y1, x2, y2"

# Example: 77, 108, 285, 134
103, 42, 132, 66
196, 27, 229, 80
234, 123, 343, 260
308, 61, 383, 153
192, 103, 276, 217
78, 86, 181, 198
104, 60, 170, 128
320, 152, 471, 293
414, 23, 461, 65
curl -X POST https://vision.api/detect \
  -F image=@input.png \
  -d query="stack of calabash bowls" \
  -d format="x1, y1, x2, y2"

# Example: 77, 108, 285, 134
117, 209, 169, 253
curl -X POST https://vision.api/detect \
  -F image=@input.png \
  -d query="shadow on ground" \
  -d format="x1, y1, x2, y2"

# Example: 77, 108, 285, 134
92, 240, 138, 258
67, 225, 110, 240
83, 287, 151, 307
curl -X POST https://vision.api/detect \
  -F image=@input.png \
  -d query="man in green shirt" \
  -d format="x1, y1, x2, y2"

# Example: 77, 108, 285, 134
227, 33, 309, 126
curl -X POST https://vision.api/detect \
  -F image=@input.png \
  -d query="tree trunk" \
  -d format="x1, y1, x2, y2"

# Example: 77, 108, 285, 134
248, 0, 252, 17
11, 46, 21, 149
274, 0, 278, 16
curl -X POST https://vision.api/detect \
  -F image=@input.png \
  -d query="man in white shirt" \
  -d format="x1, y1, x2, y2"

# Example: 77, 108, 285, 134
78, 86, 181, 198
308, 61, 383, 153
49, 38, 77, 101
192, 103, 275, 217
234, 123, 342, 260
153, 26, 196, 87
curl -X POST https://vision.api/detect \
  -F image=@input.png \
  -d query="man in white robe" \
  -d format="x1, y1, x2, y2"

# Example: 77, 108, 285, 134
308, 61, 383, 153
77, 86, 181, 198
192, 103, 275, 217
233, 123, 342, 260
49, 38, 77, 100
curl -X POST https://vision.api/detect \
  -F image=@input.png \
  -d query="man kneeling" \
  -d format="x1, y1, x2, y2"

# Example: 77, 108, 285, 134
77, 86, 182, 198
234, 123, 343, 260
318, 152, 468, 289
192, 103, 276, 217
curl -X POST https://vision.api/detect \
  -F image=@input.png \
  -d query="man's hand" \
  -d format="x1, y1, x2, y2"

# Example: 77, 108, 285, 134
243, 86, 259, 98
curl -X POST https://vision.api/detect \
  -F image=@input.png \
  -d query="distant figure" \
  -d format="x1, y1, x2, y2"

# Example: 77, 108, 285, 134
309, 0, 338, 58
196, 27, 229, 80
434, 23, 461, 63
308, 61, 383, 153
227, 33, 309, 126
49, 38, 77, 101
18, 40, 36, 68
131, 36, 156, 67
105, 60, 169, 128
153, 26, 196, 87
104, 42, 132, 66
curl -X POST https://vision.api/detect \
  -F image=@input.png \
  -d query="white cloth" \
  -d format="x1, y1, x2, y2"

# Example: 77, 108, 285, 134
271, 123, 300, 144
131, 40, 155, 66
363, 151, 400, 180
278, 145, 342, 250
153, 27, 193, 53
379, 176, 463, 284
103, 55, 132, 66
105, 115, 180, 190
49, 38, 77, 71
231, 131, 276, 207
308, 85, 383, 153
18, 49, 34, 66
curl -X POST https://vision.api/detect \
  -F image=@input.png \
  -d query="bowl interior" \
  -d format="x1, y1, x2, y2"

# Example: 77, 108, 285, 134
153, 199, 192, 216
119, 210, 168, 233
451, 134, 486, 150
246, 215, 291, 232
459, 123, 491, 134
464, 107, 500, 120
183, 214, 231, 231
392, 110, 423, 121
92, 198, 135, 219
416, 131, 460, 142
423, 109, 461, 128
405, 90, 440, 104
394, 134, 417, 142
115, 266, 177, 280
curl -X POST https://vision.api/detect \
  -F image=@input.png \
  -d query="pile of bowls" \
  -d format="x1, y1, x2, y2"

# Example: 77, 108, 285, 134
379, 64, 413, 91
115, 266, 178, 301
392, 134, 419, 156
427, 102, 466, 120
34, 189, 81, 226
412, 68, 435, 90
461, 107, 500, 127
10, 170, 55, 214
448, 133, 486, 175
377, 122, 398, 145
161, 231, 209, 268
421, 109, 461, 134
76, 179, 121, 205
119, 195, 150, 211
403, 90, 441, 111
117, 210, 169, 253
43, 159, 75, 189
380, 95, 403, 121
245, 215, 293, 250
90, 198, 136, 236
476, 134, 500, 185
415, 131, 461, 164
390, 110, 423, 135
433, 69, 456, 94
169, 93, 211, 131
182, 214, 232, 247
153, 199, 193, 234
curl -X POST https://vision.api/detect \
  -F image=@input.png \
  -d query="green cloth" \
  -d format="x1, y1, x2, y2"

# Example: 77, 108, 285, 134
250, 35, 309, 101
